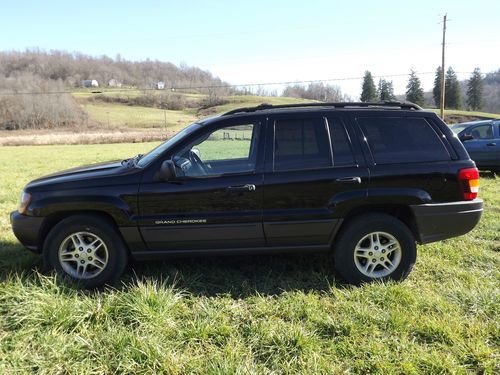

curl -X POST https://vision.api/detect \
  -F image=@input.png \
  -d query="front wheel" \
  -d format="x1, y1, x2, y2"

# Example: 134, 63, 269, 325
43, 215, 128, 288
333, 214, 416, 285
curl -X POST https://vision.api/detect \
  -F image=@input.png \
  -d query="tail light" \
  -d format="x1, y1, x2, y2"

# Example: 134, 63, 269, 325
458, 167, 479, 200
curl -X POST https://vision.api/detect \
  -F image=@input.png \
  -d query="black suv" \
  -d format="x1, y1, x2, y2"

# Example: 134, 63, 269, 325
10, 102, 483, 287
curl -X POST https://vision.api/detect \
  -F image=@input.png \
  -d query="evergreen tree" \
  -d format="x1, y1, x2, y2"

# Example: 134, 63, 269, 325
378, 79, 396, 101
360, 71, 377, 102
466, 67, 484, 111
432, 66, 442, 108
405, 70, 425, 106
445, 67, 462, 109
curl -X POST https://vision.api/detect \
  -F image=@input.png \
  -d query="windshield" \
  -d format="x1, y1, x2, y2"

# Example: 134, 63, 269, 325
136, 123, 202, 167
450, 121, 490, 134
449, 124, 471, 134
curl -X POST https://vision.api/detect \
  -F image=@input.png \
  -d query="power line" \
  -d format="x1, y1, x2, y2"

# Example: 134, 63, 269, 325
0, 71, 480, 96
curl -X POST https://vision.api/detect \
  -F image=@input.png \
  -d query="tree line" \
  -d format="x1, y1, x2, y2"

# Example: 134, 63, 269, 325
360, 68, 485, 110
0, 49, 230, 90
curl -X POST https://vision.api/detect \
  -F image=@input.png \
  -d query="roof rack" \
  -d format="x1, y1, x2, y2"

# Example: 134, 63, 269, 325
222, 101, 422, 116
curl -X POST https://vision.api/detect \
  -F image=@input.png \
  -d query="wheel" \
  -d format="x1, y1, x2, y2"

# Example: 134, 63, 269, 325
43, 215, 128, 288
333, 213, 416, 285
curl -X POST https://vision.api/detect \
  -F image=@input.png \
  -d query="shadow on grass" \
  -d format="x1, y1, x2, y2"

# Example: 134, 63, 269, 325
0, 241, 340, 297
479, 170, 498, 179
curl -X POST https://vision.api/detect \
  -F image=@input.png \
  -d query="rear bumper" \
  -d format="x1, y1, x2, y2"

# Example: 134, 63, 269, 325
10, 211, 44, 253
410, 199, 483, 244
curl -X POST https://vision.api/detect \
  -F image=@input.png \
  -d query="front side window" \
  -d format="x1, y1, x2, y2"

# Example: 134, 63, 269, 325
273, 118, 332, 171
468, 124, 493, 139
137, 123, 201, 167
357, 117, 451, 164
173, 122, 261, 177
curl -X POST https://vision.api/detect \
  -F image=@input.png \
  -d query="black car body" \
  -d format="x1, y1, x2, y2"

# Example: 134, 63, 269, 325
11, 102, 483, 287
450, 119, 500, 172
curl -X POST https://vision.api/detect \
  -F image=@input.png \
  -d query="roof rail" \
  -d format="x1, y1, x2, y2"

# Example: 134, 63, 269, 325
222, 101, 422, 116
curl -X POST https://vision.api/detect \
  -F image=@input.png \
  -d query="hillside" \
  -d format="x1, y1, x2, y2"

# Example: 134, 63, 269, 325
0, 50, 229, 89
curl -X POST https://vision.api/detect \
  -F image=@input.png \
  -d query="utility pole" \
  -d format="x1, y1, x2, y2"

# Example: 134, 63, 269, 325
440, 14, 447, 120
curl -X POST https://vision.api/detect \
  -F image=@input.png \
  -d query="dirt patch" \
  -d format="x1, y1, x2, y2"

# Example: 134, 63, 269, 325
0, 127, 173, 146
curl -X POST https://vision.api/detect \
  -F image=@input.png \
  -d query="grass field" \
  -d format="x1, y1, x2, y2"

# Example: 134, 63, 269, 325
429, 109, 500, 120
0, 143, 499, 374
77, 92, 314, 130
83, 103, 197, 130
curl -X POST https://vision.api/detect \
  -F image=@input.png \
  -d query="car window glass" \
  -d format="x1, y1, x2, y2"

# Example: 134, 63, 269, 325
469, 124, 493, 139
327, 117, 356, 166
357, 117, 450, 164
274, 118, 332, 171
174, 122, 260, 177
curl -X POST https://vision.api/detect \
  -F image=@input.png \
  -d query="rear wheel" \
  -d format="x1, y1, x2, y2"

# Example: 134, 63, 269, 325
333, 213, 416, 285
43, 215, 128, 288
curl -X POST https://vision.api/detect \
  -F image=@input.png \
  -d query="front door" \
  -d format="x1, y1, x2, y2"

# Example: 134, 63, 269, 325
463, 123, 497, 168
138, 117, 266, 251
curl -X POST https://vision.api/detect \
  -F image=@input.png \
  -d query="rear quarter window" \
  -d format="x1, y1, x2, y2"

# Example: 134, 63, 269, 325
357, 116, 451, 164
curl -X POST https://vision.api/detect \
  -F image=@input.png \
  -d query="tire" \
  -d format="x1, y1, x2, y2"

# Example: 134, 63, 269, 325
43, 215, 128, 288
333, 213, 416, 285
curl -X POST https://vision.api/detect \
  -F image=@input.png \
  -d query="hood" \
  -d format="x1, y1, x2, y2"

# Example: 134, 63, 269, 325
27, 160, 131, 190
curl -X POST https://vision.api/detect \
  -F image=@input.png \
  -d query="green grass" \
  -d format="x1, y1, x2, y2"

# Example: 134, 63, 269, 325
76, 90, 500, 133
83, 103, 197, 130
77, 93, 313, 130
0, 144, 499, 374
429, 108, 500, 120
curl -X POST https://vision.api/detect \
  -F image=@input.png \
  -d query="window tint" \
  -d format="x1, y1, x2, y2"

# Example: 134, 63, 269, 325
327, 117, 356, 166
173, 122, 260, 177
274, 118, 332, 171
468, 124, 493, 139
357, 117, 450, 164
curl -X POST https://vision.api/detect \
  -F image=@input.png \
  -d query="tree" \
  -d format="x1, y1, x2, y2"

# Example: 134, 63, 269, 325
405, 70, 425, 106
378, 79, 396, 101
282, 82, 348, 102
360, 71, 377, 102
432, 66, 442, 108
466, 67, 484, 111
445, 67, 462, 109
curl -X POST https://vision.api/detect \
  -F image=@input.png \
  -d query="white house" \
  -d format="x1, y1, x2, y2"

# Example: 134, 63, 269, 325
154, 81, 165, 90
82, 79, 99, 88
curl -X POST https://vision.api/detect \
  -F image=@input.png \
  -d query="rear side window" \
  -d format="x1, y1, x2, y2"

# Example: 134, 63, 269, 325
274, 118, 332, 171
357, 117, 450, 164
327, 117, 356, 166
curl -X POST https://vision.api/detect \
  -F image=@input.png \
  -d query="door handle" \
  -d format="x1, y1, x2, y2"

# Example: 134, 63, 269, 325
486, 143, 496, 147
335, 176, 362, 184
227, 184, 256, 192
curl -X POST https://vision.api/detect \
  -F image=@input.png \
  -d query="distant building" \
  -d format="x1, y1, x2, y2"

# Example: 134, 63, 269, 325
154, 81, 165, 90
82, 79, 99, 88
108, 79, 122, 87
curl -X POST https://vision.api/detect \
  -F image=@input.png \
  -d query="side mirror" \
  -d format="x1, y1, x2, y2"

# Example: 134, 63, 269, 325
158, 160, 176, 181
460, 134, 474, 142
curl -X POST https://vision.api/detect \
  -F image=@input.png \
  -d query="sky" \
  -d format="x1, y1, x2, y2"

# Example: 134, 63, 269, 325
1, 0, 499, 98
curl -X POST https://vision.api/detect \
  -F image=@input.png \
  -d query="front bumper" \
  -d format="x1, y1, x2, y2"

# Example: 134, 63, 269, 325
410, 199, 483, 244
10, 211, 44, 253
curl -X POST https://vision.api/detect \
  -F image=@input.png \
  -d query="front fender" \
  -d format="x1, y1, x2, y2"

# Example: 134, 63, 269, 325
28, 186, 138, 226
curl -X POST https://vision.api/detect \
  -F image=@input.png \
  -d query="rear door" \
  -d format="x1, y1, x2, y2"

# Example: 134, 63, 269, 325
262, 112, 369, 247
353, 113, 453, 202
